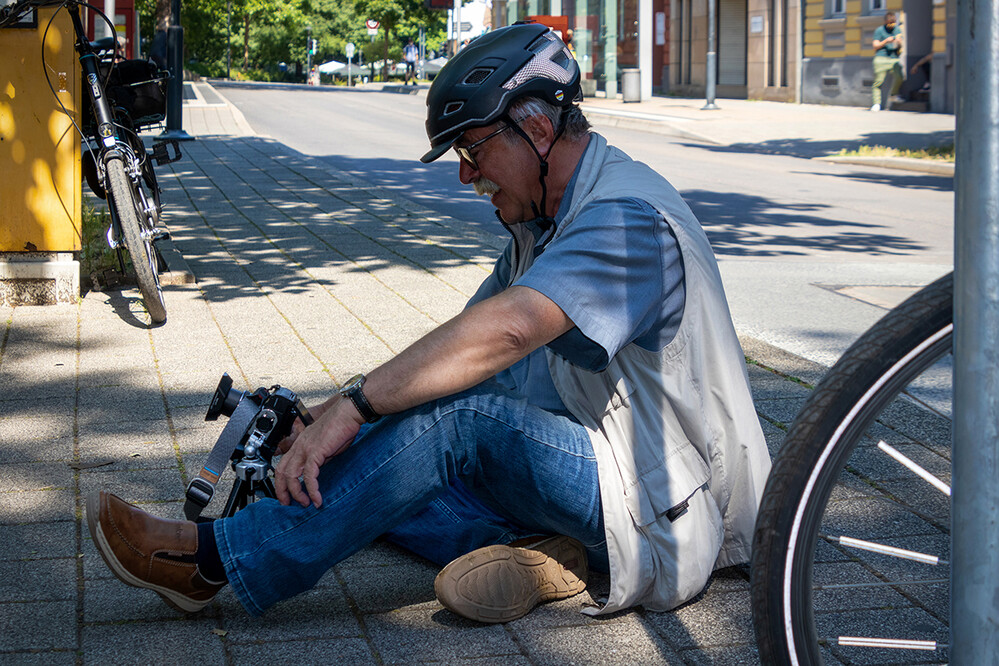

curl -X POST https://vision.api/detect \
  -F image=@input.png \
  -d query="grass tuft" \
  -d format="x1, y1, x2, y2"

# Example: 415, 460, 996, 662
836, 143, 955, 162
80, 199, 119, 277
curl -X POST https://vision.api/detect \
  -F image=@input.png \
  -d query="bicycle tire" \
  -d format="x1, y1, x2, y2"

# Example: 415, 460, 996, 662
105, 156, 167, 323
751, 271, 953, 665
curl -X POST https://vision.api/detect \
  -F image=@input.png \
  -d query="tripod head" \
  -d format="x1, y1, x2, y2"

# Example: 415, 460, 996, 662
184, 373, 313, 520
206, 373, 311, 465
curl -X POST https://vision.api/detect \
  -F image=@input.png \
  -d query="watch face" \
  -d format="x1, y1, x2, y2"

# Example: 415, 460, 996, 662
340, 373, 364, 394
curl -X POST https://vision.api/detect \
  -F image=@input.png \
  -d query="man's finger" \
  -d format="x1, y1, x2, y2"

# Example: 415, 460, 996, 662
304, 461, 323, 508
275, 474, 290, 505
289, 480, 311, 508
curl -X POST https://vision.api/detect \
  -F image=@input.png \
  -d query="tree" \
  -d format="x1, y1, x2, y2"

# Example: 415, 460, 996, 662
353, 0, 402, 79
135, 0, 445, 79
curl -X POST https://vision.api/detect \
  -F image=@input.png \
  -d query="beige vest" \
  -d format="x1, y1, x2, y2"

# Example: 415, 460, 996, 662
516, 134, 771, 613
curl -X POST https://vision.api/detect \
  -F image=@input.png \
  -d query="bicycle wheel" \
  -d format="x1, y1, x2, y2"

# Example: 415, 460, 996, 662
752, 272, 953, 665
105, 156, 167, 323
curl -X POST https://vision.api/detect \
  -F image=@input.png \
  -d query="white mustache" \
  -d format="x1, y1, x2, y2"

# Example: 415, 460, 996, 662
474, 177, 500, 197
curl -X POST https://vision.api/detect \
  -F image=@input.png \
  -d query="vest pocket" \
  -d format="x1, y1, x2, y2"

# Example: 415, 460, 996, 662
622, 440, 710, 527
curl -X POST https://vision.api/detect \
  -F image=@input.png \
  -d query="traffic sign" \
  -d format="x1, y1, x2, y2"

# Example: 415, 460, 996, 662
346, 42, 355, 58
365, 19, 379, 29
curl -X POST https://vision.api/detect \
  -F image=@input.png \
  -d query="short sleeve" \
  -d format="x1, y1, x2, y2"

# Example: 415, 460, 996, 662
465, 242, 514, 309
515, 198, 682, 365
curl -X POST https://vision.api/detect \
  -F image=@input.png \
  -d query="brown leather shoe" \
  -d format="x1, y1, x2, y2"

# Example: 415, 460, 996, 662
86, 491, 224, 613
434, 535, 588, 623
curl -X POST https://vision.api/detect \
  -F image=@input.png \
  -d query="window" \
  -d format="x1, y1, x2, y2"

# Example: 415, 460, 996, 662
870, 0, 886, 11
829, 0, 846, 16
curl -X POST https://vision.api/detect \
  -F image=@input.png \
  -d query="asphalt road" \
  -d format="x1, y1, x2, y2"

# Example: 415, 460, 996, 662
217, 85, 955, 369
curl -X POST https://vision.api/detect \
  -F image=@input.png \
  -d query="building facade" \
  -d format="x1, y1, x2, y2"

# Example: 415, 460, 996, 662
488, 0, 954, 110
491, 0, 672, 100
801, 0, 954, 112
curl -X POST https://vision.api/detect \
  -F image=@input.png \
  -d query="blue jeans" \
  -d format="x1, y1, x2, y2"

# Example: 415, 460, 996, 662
214, 381, 608, 616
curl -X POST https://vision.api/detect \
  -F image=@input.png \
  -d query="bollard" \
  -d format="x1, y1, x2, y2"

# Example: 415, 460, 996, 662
621, 68, 640, 102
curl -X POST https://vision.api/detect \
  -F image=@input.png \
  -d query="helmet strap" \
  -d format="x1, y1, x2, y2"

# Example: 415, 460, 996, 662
503, 108, 568, 235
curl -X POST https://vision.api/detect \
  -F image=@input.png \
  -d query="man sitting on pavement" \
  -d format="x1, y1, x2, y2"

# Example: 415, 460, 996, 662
87, 23, 771, 623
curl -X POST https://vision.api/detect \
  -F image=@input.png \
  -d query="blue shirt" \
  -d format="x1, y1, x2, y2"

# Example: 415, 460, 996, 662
466, 156, 686, 414
874, 24, 902, 58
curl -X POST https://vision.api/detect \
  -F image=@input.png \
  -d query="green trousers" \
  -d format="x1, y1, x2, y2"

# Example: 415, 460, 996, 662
872, 55, 904, 106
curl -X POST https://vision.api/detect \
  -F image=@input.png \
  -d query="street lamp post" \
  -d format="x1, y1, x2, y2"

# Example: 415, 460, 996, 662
952, 0, 999, 660
160, 0, 193, 141
226, 0, 231, 79
702, 0, 719, 110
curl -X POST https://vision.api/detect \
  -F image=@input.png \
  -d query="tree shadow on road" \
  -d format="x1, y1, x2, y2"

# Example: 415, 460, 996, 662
677, 129, 954, 160
796, 168, 954, 192
683, 189, 927, 258
157, 135, 927, 304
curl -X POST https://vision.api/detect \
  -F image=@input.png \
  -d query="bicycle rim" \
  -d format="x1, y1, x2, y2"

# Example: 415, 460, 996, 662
752, 272, 953, 665
106, 157, 167, 324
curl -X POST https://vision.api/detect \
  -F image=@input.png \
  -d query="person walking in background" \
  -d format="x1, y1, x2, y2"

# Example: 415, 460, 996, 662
404, 38, 418, 85
871, 11, 904, 111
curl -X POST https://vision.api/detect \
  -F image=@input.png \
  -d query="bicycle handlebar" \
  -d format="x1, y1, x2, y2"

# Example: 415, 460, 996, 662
0, 1, 94, 28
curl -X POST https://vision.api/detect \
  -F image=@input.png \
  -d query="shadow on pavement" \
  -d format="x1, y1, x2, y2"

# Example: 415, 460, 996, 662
683, 189, 927, 258
164, 136, 930, 293
679, 129, 954, 159
802, 168, 954, 192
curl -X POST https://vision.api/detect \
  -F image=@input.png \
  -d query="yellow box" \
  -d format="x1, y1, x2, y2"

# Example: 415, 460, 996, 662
1, 7, 81, 253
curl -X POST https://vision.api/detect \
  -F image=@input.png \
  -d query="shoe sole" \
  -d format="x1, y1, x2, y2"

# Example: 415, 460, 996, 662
434, 535, 587, 624
86, 491, 211, 613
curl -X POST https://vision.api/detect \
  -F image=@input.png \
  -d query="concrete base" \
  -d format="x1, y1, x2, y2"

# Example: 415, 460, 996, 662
0, 252, 80, 306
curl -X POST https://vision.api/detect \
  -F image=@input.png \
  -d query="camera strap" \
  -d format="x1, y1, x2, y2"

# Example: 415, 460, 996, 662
184, 397, 259, 521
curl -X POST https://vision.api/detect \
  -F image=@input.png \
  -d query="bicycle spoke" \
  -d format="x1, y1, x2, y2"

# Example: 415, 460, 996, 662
814, 578, 948, 591
834, 636, 943, 651
750, 273, 954, 665
877, 440, 952, 496
827, 534, 947, 565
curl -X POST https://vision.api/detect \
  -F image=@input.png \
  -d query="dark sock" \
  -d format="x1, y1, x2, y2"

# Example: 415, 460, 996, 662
195, 521, 228, 584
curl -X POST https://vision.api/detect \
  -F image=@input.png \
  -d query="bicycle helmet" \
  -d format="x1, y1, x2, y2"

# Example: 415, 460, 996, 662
421, 22, 580, 163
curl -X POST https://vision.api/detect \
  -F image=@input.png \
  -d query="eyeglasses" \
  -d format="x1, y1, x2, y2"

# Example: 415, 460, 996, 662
453, 124, 511, 169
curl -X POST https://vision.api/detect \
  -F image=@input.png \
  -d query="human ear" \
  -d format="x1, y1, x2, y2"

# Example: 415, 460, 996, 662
524, 114, 555, 156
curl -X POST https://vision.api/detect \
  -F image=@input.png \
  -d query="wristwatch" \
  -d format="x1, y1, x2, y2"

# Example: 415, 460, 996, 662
338, 373, 381, 423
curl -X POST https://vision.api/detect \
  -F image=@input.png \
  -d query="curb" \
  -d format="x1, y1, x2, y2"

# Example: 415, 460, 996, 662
154, 237, 196, 285
205, 83, 257, 136
580, 105, 721, 145
816, 154, 954, 176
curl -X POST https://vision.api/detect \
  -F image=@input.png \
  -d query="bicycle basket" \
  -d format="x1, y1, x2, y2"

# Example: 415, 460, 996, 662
83, 59, 168, 132
109, 59, 168, 127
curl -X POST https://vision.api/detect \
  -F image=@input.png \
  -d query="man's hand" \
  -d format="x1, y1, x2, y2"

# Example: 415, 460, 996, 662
276, 400, 332, 455
273, 398, 364, 508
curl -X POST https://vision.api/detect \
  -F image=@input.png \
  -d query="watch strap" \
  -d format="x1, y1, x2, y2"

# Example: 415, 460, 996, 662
341, 375, 380, 423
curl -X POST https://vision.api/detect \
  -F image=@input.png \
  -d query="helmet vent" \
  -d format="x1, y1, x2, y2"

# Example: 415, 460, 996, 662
463, 68, 494, 85
502, 32, 575, 92
443, 101, 464, 116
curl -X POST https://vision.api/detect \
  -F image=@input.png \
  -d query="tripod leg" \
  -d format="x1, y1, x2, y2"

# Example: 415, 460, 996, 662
221, 478, 248, 518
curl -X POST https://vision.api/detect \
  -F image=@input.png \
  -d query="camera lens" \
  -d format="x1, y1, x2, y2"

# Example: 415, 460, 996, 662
255, 413, 276, 433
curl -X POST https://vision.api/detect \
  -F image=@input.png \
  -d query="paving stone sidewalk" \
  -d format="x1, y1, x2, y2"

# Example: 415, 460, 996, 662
0, 93, 942, 664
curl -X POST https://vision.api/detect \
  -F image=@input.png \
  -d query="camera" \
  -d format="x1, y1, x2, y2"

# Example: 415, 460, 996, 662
183, 373, 313, 520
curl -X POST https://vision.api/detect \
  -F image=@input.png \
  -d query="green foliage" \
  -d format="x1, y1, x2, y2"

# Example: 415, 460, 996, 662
141, 0, 447, 79
361, 35, 402, 64
835, 142, 955, 162
80, 199, 117, 276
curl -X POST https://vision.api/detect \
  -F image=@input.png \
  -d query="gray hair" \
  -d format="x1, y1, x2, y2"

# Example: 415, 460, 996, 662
505, 97, 591, 142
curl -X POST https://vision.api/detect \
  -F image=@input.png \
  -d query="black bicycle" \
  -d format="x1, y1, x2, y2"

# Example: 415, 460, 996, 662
751, 272, 953, 664
1, 0, 182, 324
